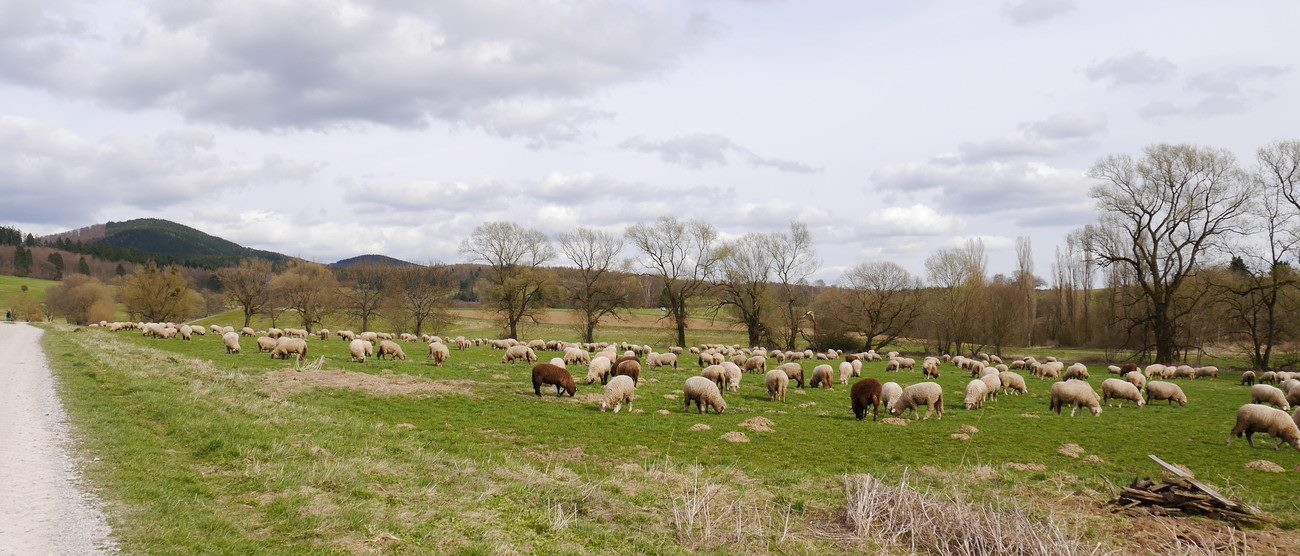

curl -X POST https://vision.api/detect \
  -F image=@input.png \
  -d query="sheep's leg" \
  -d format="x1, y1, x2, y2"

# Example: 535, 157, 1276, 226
1070, 406, 1078, 417
614, 403, 622, 413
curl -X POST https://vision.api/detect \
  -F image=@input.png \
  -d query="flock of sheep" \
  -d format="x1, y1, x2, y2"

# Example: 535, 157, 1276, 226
91, 320, 1300, 451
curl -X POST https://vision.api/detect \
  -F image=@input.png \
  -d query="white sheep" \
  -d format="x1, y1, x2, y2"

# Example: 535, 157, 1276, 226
722, 363, 742, 392
502, 345, 537, 364
1250, 384, 1291, 411
683, 376, 727, 414
998, 371, 1027, 395
256, 336, 278, 352
586, 356, 613, 385
881, 382, 903, 414
891, 382, 943, 420
349, 339, 372, 363
964, 379, 989, 410
599, 375, 637, 413
1123, 371, 1146, 390
1049, 381, 1102, 416
810, 364, 834, 389
428, 342, 450, 366
1063, 363, 1089, 380
1228, 404, 1300, 451
1102, 378, 1145, 408
979, 372, 1002, 399
222, 331, 241, 354
1145, 381, 1187, 406
765, 369, 789, 402
839, 361, 854, 385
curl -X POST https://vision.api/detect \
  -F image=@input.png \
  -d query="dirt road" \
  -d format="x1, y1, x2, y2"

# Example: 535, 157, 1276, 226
0, 323, 116, 554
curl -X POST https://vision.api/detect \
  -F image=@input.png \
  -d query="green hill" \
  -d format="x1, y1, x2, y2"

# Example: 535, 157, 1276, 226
329, 254, 420, 269
46, 219, 291, 269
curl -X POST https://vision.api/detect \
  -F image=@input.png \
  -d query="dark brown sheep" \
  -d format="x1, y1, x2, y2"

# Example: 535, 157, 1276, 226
1120, 362, 1138, 376
531, 363, 576, 397
612, 359, 642, 386
851, 378, 883, 421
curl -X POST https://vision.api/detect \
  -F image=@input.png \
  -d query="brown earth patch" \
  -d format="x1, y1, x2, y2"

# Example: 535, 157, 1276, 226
739, 417, 775, 433
262, 369, 477, 399
1057, 443, 1085, 458
1244, 460, 1286, 473
1004, 462, 1047, 472
720, 431, 750, 443
879, 417, 908, 426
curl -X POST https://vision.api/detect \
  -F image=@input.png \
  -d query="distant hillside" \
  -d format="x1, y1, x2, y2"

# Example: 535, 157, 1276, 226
41, 218, 291, 269
330, 254, 420, 269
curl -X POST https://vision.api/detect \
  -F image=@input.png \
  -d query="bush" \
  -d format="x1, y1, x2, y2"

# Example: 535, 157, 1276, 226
46, 275, 116, 325
808, 332, 862, 353
8, 292, 45, 322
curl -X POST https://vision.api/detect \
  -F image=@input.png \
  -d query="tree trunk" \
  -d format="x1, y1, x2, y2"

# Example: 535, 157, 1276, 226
243, 309, 253, 328
584, 320, 595, 343
362, 314, 370, 333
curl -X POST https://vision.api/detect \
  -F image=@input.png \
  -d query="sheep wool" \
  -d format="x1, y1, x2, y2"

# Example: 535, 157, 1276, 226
964, 379, 989, 410
428, 342, 450, 366
349, 339, 371, 363
1049, 381, 1102, 417
810, 365, 834, 389
683, 376, 727, 414
765, 369, 789, 402
850, 378, 884, 421
893, 382, 944, 420
222, 331, 241, 354
1102, 378, 1145, 408
1228, 404, 1300, 451
1145, 381, 1188, 407
1250, 384, 1291, 411
600, 375, 637, 413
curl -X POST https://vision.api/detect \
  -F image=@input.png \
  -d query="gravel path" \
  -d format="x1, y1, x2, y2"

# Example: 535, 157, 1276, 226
0, 323, 117, 554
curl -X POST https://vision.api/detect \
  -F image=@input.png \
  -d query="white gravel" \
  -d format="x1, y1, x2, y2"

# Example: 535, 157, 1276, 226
0, 323, 117, 554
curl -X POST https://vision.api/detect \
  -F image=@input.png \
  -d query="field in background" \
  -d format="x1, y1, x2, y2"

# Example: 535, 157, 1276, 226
40, 324, 1300, 553
0, 274, 57, 308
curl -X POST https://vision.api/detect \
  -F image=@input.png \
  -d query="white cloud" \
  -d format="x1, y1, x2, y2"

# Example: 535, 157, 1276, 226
872, 158, 1091, 226
959, 112, 1107, 161
1085, 51, 1177, 87
620, 133, 819, 173
1140, 65, 1289, 121
1003, 0, 1076, 25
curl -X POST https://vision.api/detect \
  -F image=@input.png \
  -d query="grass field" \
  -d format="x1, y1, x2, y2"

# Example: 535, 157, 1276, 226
39, 325, 1300, 554
0, 274, 58, 308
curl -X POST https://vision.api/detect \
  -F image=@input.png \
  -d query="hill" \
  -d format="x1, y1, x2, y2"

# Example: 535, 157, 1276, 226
329, 254, 420, 269
42, 219, 291, 269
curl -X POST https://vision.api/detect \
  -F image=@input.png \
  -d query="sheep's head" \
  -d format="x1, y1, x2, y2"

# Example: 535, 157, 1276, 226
599, 401, 608, 412
1090, 406, 1102, 417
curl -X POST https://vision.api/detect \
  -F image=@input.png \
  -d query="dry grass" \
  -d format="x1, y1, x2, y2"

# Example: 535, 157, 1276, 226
688, 423, 711, 432
668, 468, 794, 550
879, 417, 908, 426
261, 368, 478, 398
720, 432, 750, 443
739, 416, 774, 433
838, 473, 1106, 556
1243, 460, 1286, 473
1058, 443, 1086, 458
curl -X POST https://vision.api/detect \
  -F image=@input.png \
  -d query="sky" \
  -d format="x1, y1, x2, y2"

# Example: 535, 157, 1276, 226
1, 0, 1297, 282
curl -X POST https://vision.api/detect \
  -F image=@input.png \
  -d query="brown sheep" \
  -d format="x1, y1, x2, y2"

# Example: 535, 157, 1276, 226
613, 359, 642, 386
851, 378, 883, 421
1120, 362, 1138, 376
531, 363, 576, 397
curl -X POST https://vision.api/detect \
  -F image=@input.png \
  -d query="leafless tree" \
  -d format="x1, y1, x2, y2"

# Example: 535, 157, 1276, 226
557, 227, 630, 343
924, 239, 987, 355
459, 221, 554, 339
216, 258, 274, 327
827, 261, 923, 352
1089, 143, 1253, 362
270, 261, 340, 333
767, 222, 820, 350
339, 264, 388, 332
389, 265, 456, 336
1014, 236, 1037, 345
626, 216, 724, 347
715, 233, 771, 347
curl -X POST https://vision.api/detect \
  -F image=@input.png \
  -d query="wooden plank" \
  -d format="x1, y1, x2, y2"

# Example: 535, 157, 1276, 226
1147, 455, 1241, 509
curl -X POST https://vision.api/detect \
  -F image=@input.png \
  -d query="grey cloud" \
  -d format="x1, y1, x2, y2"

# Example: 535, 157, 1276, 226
1085, 51, 1177, 87
620, 133, 819, 173
0, 1, 712, 145
872, 158, 1090, 226
0, 115, 315, 226
1140, 64, 1288, 121
959, 112, 1106, 162
1003, 0, 1076, 25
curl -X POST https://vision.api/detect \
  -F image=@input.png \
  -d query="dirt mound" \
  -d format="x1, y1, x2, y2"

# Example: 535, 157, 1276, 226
1020, 413, 1040, 419
1244, 460, 1286, 473
1005, 462, 1047, 472
957, 425, 979, 434
656, 409, 671, 415
1084, 454, 1106, 464
688, 423, 712, 432
263, 369, 477, 399
739, 417, 774, 433
720, 431, 750, 443
1057, 443, 1085, 458
880, 417, 908, 426
950, 433, 971, 441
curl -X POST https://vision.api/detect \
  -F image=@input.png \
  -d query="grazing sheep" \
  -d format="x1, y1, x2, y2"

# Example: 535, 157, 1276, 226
549, 357, 566, 368
502, 345, 537, 364
317, 329, 330, 340
744, 355, 767, 373
360, 331, 379, 343
222, 332, 241, 354
256, 336, 278, 353
268, 328, 283, 339
922, 357, 940, 378
349, 339, 372, 363
998, 371, 1028, 395
839, 362, 855, 385
1144, 364, 1166, 379
1049, 381, 1102, 417
1228, 404, 1300, 451
1102, 378, 1145, 408
531, 363, 577, 397
271, 338, 309, 361
337, 330, 356, 341
1173, 365, 1196, 379
851, 378, 884, 420
765, 370, 790, 402
701, 365, 728, 390
1063, 363, 1089, 381
613, 359, 642, 386
979, 373, 1002, 399
851, 359, 863, 377
1145, 381, 1187, 407
721, 363, 742, 392
892, 382, 944, 420
563, 347, 590, 365
1124, 371, 1146, 390
881, 382, 903, 414
241, 327, 256, 337
683, 376, 727, 414
1039, 361, 1063, 379
191, 325, 206, 336
1241, 371, 1257, 386
964, 379, 989, 410
599, 375, 636, 413
586, 356, 613, 385
778, 362, 805, 389
428, 342, 450, 366
178, 325, 192, 340
1250, 384, 1291, 411
1195, 366, 1219, 379
1260, 371, 1278, 384
810, 365, 834, 389
376, 340, 406, 361
1287, 383, 1300, 408
1107, 365, 1121, 375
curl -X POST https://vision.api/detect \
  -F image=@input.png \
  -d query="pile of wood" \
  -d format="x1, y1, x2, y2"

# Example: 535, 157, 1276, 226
1111, 455, 1268, 524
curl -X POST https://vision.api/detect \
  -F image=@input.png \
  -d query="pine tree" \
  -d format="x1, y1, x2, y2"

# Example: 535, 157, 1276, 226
115, 263, 126, 277
78, 256, 91, 275
48, 252, 65, 280
14, 245, 33, 277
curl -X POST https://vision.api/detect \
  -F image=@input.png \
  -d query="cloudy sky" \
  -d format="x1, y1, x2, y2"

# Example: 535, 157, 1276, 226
1, 0, 1296, 281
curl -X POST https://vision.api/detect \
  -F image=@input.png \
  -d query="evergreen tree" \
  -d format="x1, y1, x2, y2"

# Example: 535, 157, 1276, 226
78, 256, 91, 275
115, 263, 126, 277
14, 245, 33, 277
24, 233, 36, 246
47, 252, 65, 280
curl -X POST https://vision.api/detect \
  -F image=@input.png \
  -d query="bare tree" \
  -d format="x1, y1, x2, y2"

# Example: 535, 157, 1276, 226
924, 239, 986, 355
715, 233, 771, 347
389, 265, 456, 336
339, 264, 388, 332
459, 222, 554, 339
1014, 236, 1037, 345
626, 216, 724, 347
118, 263, 203, 322
557, 227, 629, 343
270, 261, 340, 333
826, 261, 923, 352
767, 222, 820, 350
216, 259, 274, 327
1089, 143, 1252, 362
